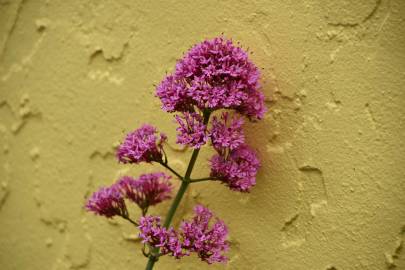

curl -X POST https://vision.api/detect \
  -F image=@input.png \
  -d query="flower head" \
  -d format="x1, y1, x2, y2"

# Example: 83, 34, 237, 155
139, 216, 186, 258
238, 89, 266, 120
117, 124, 167, 164
155, 75, 192, 112
210, 145, 260, 192
156, 37, 266, 119
210, 112, 245, 152
175, 112, 208, 149
180, 205, 229, 264
85, 185, 127, 218
116, 173, 172, 211
139, 206, 229, 264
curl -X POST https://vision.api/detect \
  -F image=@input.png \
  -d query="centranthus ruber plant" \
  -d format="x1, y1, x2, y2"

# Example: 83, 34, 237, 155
85, 36, 266, 270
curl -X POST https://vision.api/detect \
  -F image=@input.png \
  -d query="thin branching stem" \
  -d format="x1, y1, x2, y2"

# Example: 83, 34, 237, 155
142, 244, 150, 258
144, 110, 211, 270
189, 177, 219, 183
158, 161, 184, 181
121, 215, 139, 227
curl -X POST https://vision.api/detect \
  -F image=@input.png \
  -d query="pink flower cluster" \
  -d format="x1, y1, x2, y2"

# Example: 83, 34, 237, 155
116, 173, 172, 210
86, 173, 172, 217
117, 124, 167, 164
210, 145, 260, 192
139, 205, 229, 264
86, 185, 127, 218
210, 112, 245, 152
139, 216, 184, 258
175, 112, 208, 149
156, 37, 266, 120
155, 37, 263, 191
180, 205, 229, 264
88, 36, 266, 267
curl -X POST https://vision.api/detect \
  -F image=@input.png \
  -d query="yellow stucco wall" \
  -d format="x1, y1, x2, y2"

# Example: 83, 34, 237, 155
1, 0, 405, 269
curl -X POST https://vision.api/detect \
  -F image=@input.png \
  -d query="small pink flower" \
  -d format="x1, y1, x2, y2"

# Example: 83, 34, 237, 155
117, 124, 167, 164
86, 185, 127, 218
139, 216, 186, 258
210, 145, 260, 192
156, 37, 266, 119
180, 205, 229, 264
155, 75, 192, 112
116, 173, 172, 211
138, 205, 229, 264
210, 112, 245, 152
175, 112, 208, 149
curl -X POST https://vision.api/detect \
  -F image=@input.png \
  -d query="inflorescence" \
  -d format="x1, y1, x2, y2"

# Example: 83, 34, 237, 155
86, 36, 266, 267
139, 205, 229, 264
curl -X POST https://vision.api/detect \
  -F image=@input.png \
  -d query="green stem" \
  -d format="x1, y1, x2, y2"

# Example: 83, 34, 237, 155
145, 150, 198, 270
144, 111, 210, 270
121, 215, 139, 227
189, 177, 218, 183
162, 146, 201, 228
145, 256, 157, 270
158, 161, 184, 181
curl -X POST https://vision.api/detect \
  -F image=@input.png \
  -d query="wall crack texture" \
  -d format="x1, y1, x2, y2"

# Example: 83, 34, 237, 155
0, 0, 404, 269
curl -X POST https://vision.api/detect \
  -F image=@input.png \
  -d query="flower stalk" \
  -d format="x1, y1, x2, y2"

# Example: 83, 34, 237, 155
145, 111, 210, 269
85, 36, 266, 270
158, 161, 184, 181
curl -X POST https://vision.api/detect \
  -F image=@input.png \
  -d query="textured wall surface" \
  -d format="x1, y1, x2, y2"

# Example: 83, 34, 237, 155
1, 0, 405, 269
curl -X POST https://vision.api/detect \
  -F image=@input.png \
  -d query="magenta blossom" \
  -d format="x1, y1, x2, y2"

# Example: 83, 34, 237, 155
238, 89, 266, 120
175, 112, 208, 149
86, 185, 127, 218
116, 173, 172, 212
210, 112, 245, 152
139, 205, 229, 264
210, 145, 260, 192
117, 124, 167, 164
87, 37, 266, 269
156, 37, 266, 119
180, 205, 229, 264
155, 75, 192, 112
139, 216, 186, 258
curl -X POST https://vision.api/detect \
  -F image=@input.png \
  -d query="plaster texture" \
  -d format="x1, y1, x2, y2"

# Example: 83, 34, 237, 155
0, 0, 404, 269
